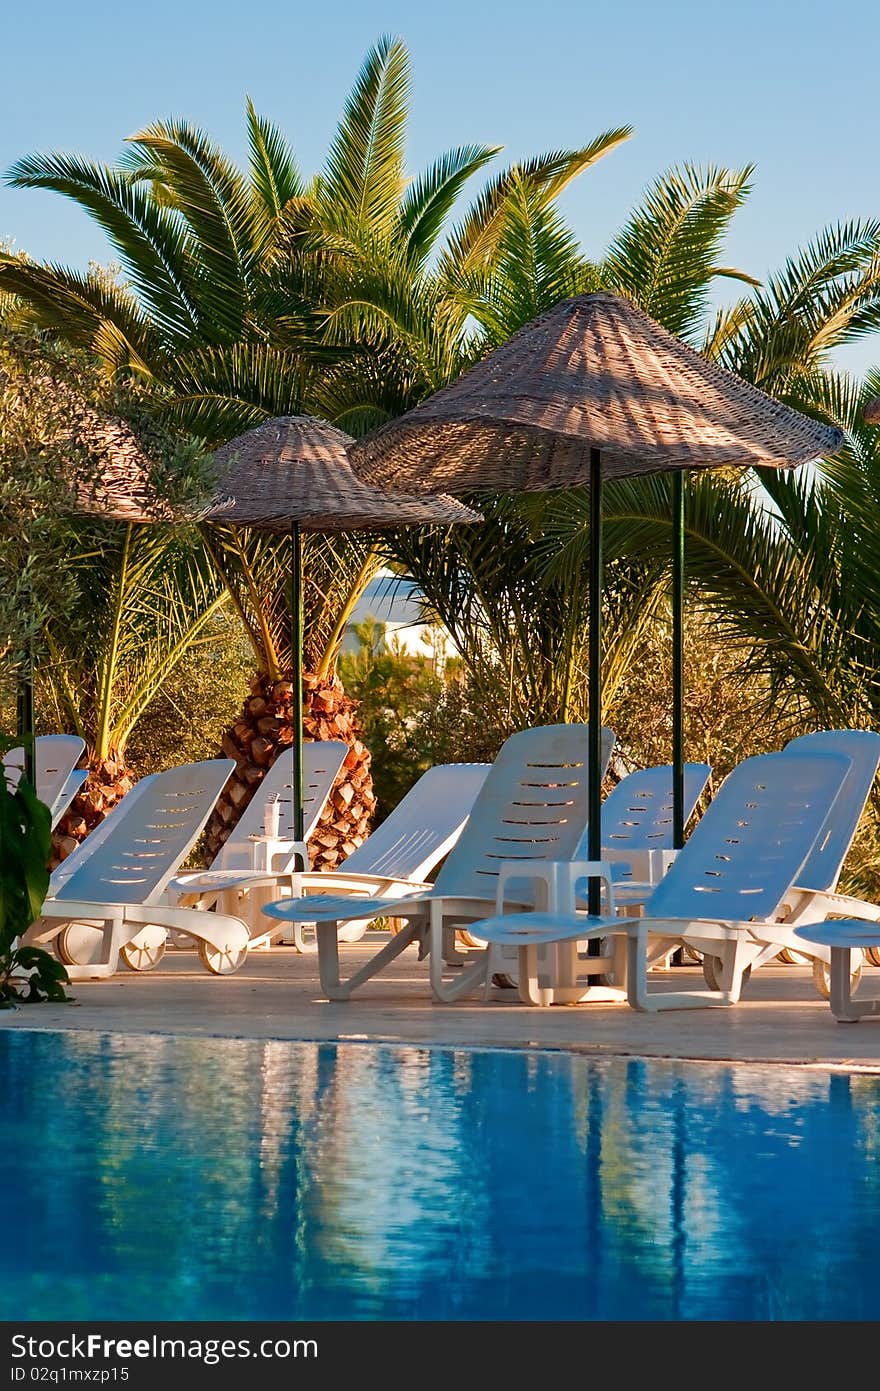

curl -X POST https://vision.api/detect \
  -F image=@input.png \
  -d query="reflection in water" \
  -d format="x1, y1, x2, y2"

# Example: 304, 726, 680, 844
1, 1032, 879, 1320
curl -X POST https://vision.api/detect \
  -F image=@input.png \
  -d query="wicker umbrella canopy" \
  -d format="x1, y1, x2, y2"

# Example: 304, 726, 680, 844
199, 415, 480, 530
198, 415, 479, 841
64, 403, 180, 523
348, 292, 843, 906
350, 292, 842, 491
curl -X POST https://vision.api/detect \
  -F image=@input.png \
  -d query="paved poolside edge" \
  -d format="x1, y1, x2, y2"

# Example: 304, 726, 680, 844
4, 942, 880, 1071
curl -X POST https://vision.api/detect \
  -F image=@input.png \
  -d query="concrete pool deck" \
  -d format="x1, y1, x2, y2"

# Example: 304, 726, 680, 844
5, 935, 880, 1069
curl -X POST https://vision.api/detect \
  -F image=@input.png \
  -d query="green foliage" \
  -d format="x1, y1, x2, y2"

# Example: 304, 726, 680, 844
339, 619, 446, 815
123, 612, 253, 775
42, 520, 230, 761
0, 330, 93, 679
339, 618, 518, 817
0, 744, 70, 1006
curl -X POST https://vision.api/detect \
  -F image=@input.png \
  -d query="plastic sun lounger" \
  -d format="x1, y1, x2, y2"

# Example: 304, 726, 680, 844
261, 724, 616, 1002
483, 760, 712, 982
4, 734, 87, 828
244, 761, 492, 953
777, 728, 880, 940
459, 749, 853, 1010
23, 759, 251, 979
598, 762, 712, 898
163, 740, 348, 955
692, 729, 880, 991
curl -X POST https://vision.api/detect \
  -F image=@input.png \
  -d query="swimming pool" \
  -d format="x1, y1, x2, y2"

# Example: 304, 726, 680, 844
2, 1029, 879, 1321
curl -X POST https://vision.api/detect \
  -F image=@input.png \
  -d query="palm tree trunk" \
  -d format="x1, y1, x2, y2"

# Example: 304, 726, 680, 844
203, 668, 375, 868
51, 752, 135, 867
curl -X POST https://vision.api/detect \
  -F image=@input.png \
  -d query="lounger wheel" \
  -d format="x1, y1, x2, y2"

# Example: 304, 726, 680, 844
812, 952, 862, 1000
196, 939, 248, 975
120, 926, 167, 971
701, 955, 752, 992
56, 922, 105, 966
779, 947, 811, 966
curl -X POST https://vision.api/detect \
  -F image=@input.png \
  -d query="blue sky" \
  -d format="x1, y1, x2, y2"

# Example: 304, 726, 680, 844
2, 0, 878, 374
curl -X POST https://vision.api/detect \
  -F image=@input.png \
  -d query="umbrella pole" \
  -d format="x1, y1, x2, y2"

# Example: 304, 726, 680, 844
672, 472, 685, 849
588, 448, 603, 920
291, 521, 305, 843
16, 647, 35, 785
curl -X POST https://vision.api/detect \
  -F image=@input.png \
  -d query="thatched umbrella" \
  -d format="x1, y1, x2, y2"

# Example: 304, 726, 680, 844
31, 407, 477, 850
863, 398, 880, 426
350, 292, 842, 904
199, 415, 480, 840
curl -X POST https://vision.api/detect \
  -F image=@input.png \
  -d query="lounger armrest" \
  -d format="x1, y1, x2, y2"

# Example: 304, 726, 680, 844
494, 858, 615, 916
291, 872, 433, 898
792, 888, 880, 922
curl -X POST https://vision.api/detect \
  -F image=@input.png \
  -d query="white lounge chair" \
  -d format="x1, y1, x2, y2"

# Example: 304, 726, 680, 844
261, 724, 616, 1002
4, 734, 88, 828
482, 760, 712, 982
23, 759, 251, 978
700, 729, 880, 991
599, 761, 712, 900
244, 761, 492, 952
460, 749, 853, 1009
163, 740, 348, 954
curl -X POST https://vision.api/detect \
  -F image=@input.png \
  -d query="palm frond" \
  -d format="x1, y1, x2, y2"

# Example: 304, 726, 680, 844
0, 256, 164, 377
6, 152, 200, 341
399, 144, 500, 268
321, 34, 410, 237
245, 96, 304, 221
156, 342, 316, 442
718, 220, 880, 392
601, 163, 754, 340
124, 120, 255, 337
439, 129, 632, 283
460, 174, 598, 346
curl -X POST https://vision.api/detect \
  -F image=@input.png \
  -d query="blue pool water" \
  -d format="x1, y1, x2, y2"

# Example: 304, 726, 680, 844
2, 1029, 880, 1321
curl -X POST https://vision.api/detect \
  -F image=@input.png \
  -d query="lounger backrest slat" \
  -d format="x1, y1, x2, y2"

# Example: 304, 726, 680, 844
337, 763, 492, 882
213, 741, 348, 870
783, 730, 880, 892
433, 725, 615, 902
52, 759, 236, 906
646, 751, 851, 922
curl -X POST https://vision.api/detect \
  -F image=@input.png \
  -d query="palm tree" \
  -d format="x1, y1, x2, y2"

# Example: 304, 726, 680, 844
373, 165, 880, 781
197, 526, 381, 865
0, 34, 630, 853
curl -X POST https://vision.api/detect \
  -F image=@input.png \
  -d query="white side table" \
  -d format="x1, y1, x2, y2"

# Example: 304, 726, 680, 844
243, 837, 309, 946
